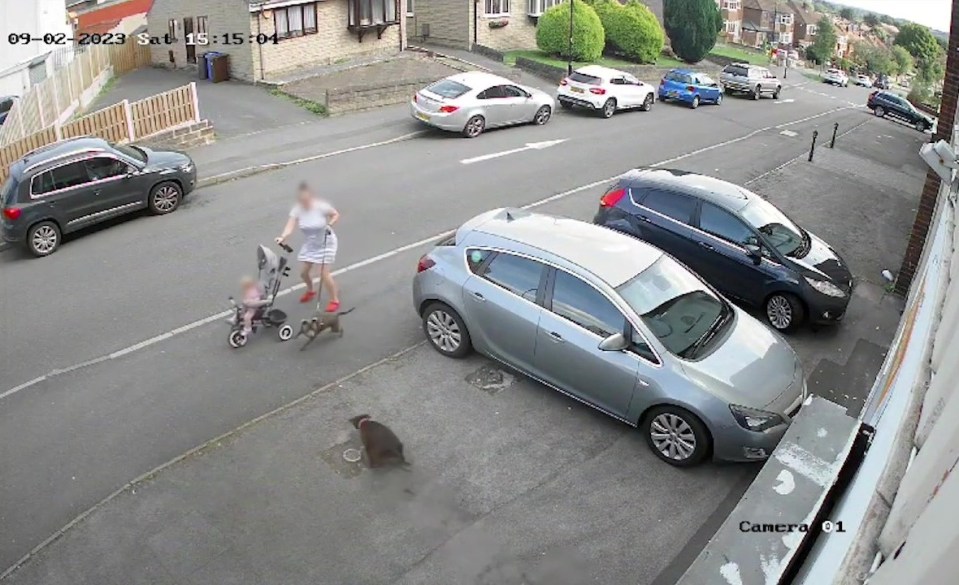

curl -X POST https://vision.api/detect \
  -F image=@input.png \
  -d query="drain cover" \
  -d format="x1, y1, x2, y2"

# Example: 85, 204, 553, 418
466, 365, 515, 395
343, 448, 362, 463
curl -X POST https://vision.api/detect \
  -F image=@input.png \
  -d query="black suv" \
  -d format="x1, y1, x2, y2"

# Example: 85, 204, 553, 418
1, 137, 197, 256
867, 91, 934, 132
594, 169, 853, 333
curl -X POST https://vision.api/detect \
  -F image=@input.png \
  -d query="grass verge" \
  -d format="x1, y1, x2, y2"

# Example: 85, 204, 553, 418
269, 88, 328, 116
709, 43, 771, 66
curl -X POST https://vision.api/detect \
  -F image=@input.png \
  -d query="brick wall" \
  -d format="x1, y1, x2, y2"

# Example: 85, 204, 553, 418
407, 0, 470, 48
325, 77, 433, 114
139, 119, 216, 150
475, 2, 537, 52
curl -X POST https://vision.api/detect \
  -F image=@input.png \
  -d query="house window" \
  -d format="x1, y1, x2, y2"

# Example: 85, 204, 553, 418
197, 15, 208, 35
724, 20, 739, 34
527, 0, 560, 16
407, 0, 414, 16
167, 18, 177, 41
807, 24, 817, 35
778, 13, 793, 25
722, 0, 740, 10
274, 2, 318, 39
777, 31, 792, 44
486, 0, 510, 17
348, 0, 398, 27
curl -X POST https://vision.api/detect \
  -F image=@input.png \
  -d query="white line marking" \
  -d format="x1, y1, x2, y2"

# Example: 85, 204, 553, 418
0, 104, 859, 402
460, 139, 568, 165
773, 469, 796, 495
774, 99, 795, 104
774, 443, 839, 488
780, 130, 798, 137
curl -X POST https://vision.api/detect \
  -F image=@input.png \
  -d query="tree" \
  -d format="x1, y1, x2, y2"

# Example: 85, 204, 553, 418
663, 0, 723, 63
807, 17, 837, 64
863, 13, 880, 27
536, 0, 605, 62
894, 22, 944, 82
891, 45, 914, 77
854, 42, 894, 76
838, 7, 856, 21
592, 0, 665, 63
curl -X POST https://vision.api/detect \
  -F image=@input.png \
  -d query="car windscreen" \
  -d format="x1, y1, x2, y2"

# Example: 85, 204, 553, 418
616, 256, 730, 359
113, 144, 148, 164
569, 72, 602, 85
665, 71, 691, 84
1, 175, 17, 206
425, 79, 471, 99
723, 65, 748, 77
740, 197, 805, 257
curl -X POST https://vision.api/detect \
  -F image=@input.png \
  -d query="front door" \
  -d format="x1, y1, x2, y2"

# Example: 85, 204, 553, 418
83, 156, 141, 214
183, 17, 196, 64
533, 269, 642, 419
631, 187, 701, 268
693, 202, 774, 305
28, 160, 98, 229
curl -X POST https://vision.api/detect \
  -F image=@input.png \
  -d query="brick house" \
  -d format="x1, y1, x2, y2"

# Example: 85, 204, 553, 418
716, 0, 743, 44
741, 0, 794, 48
147, 0, 408, 82
785, 0, 817, 48
73, 0, 153, 36
407, 0, 663, 53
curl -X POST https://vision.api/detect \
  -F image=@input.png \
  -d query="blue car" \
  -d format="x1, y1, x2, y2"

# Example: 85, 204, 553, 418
658, 69, 723, 109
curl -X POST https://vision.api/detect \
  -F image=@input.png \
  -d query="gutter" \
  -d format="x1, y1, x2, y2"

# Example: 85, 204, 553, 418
472, 0, 477, 48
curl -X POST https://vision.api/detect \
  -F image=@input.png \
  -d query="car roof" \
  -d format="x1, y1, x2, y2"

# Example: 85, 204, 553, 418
445, 70, 515, 89
625, 168, 753, 213
668, 68, 695, 75
13, 137, 112, 176
463, 208, 663, 287
574, 65, 626, 80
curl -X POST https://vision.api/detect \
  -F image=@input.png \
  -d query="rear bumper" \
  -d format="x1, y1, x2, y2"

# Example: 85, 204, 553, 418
409, 101, 464, 132
557, 91, 603, 109
659, 89, 695, 103
721, 81, 754, 93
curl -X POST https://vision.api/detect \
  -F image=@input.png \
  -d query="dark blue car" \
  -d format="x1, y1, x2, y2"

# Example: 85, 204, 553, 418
659, 69, 723, 109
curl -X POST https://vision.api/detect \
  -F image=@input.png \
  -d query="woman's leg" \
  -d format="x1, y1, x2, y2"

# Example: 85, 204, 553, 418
300, 262, 315, 291
320, 264, 339, 304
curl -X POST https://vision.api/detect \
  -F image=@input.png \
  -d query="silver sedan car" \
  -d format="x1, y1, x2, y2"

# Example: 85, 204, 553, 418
413, 209, 806, 467
410, 71, 555, 138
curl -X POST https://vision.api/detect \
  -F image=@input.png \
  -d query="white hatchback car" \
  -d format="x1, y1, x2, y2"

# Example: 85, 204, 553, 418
557, 65, 656, 118
823, 68, 849, 87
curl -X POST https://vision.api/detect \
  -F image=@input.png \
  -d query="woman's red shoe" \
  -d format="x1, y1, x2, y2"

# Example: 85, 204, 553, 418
325, 301, 340, 313
299, 291, 317, 303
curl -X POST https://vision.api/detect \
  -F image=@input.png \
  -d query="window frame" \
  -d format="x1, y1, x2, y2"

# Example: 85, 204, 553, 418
474, 249, 548, 304
274, 2, 318, 39
348, 0, 400, 28
84, 156, 133, 182
167, 18, 178, 41
696, 201, 759, 249
634, 187, 698, 226
721, 0, 741, 9
407, 0, 414, 17
527, 0, 560, 17
484, 0, 511, 18
778, 13, 794, 26
29, 159, 93, 199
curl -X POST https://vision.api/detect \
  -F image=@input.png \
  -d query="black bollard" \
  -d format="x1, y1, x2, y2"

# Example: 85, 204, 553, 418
829, 122, 839, 148
809, 130, 819, 162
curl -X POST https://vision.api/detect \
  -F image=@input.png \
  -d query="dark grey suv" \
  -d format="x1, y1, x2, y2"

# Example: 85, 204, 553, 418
1, 137, 196, 256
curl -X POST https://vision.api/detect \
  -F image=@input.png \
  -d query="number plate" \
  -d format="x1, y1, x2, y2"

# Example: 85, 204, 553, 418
571, 87, 584, 93
416, 112, 430, 122
669, 91, 678, 97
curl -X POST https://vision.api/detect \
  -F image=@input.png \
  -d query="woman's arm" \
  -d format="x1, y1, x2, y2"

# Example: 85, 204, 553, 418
327, 206, 340, 227
276, 216, 297, 243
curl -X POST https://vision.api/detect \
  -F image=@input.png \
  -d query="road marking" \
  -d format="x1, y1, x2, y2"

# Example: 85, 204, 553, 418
0, 104, 860, 402
460, 139, 568, 165
774, 99, 796, 104
780, 130, 798, 137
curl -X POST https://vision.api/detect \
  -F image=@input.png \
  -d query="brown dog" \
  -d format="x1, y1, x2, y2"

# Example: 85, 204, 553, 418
296, 307, 354, 351
349, 414, 408, 469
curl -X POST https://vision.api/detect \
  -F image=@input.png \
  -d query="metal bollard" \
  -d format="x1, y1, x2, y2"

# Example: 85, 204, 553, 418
829, 122, 839, 148
808, 130, 818, 162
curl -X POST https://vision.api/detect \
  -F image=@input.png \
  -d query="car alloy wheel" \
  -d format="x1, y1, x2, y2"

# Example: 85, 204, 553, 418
463, 115, 485, 138
690, 96, 700, 109
765, 293, 804, 332
875, 106, 886, 117
422, 303, 472, 358
641, 94, 654, 111
601, 99, 616, 118
533, 105, 551, 125
644, 406, 709, 467
28, 221, 60, 256
915, 120, 927, 132
149, 182, 182, 215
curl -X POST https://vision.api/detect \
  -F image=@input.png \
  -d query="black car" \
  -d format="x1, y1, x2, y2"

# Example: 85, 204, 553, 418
1, 137, 197, 256
0, 95, 17, 126
867, 90, 934, 132
593, 169, 853, 333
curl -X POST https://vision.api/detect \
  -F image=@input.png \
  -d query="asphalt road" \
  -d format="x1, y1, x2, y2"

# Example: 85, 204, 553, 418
0, 75, 889, 578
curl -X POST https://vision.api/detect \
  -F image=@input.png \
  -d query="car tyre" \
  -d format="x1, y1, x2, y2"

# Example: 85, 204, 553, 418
765, 292, 805, 333
690, 95, 700, 109
462, 115, 485, 138
915, 120, 928, 132
753, 85, 762, 100
559, 101, 573, 110
641, 93, 654, 111
422, 302, 472, 359
532, 105, 551, 125
643, 405, 711, 467
874, 106, 886, 118
773, 87, 781, 99
26, 220, 61, 257
600, 98, 616, 118
715, 93, 723, 105
148, 181, 182, 215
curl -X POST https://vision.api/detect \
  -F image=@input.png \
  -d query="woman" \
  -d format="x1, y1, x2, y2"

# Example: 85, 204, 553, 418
276, 183, 341, 312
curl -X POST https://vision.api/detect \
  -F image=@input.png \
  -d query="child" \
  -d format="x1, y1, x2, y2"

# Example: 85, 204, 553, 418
240, 276, 267, 335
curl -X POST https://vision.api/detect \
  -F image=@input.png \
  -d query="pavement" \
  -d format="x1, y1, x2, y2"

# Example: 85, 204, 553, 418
0, 66, 927, 583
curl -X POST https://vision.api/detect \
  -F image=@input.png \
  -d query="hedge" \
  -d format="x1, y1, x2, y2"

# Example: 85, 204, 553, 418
536, 0, 605, 62
592, 0, 664, 64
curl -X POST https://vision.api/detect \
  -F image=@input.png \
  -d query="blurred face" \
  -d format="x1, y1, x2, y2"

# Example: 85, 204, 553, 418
297, 189, 311, 207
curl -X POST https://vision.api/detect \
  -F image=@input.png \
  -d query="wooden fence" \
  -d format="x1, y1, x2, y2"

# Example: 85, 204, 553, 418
0, 83, 200, 184
0, 39, 150, 146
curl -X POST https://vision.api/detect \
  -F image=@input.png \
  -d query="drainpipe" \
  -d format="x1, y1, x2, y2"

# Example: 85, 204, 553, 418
472, 0, 477, 49
256, 9, 264, 83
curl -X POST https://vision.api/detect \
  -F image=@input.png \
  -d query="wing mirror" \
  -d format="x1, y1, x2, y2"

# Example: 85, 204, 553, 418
598, 332, 629, 352
745, 243, 763, 262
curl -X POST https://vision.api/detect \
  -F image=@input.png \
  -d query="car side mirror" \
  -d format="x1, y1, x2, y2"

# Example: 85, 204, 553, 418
598, 332, 629, 352
745, 243, 762, 261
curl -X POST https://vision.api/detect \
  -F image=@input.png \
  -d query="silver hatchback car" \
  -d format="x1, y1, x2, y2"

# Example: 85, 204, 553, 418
410, 71, 555, 138
413, 209, 806, 466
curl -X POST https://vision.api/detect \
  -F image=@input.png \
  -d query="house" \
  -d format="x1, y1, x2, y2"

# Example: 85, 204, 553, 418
72, 0, 153, 37
717, 0, 743, 44
146, 0, 409, 82
785, 0, 817, 48
741, 0, 793, 48
0, 0, 73, 96
407, 0, 664, 53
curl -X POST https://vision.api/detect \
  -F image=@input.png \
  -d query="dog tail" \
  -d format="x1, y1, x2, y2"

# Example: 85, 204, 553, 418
338, 307, 356, 316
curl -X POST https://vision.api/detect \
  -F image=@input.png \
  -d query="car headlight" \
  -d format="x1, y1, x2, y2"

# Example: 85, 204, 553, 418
179, 162, 194, 172
730, 405, 785, 432
804, 276, 845, 297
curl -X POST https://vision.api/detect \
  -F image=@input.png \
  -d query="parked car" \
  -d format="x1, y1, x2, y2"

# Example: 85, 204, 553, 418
557, 65, 655, 118
410, 71, 554, 138
1, 137, 196, 256
867, 90, 935, 132
854, 74, 872, 87
413, 208, 806, 466
873, 76, 890, 89
823, 68, 849, 87
720, 63, 781, 100
593, 169, 854, 333
658, 69, 723, 108
0, 95, 18, 126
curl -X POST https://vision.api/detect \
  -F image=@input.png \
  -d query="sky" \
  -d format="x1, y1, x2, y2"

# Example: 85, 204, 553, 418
833, 0, 951, 32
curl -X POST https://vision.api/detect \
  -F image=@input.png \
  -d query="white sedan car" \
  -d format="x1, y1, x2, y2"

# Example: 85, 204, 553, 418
823, 68, 849, 87
557, 65, 656, 118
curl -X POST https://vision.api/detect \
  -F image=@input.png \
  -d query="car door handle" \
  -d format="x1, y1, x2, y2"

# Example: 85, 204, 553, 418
547, 331, 565, 343
636, 214, 651, 223
470, 291, 485, 302
699, 241, 715, 250
637, 379, 650, 387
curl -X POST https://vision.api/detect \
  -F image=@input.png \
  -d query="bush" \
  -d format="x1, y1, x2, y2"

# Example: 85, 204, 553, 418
536, 0, 605, 62
664, 0, 723, 63
592, 0, 665, 63
908, 83, 934, 106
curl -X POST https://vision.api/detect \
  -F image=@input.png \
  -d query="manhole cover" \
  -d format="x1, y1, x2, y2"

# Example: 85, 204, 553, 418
343, 448, 362, 463
466, 365, 515, 395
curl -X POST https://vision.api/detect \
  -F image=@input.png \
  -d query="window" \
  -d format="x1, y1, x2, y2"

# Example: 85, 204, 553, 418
502, 85, 528, 97
639, 189, 696, 224
466, 248, 492, 273
167, 18, 177, 41
665, 71, 692, 84
550, 270, 625, 338
777, 32, 793, 44
721, 0, 741, 9
31, 161, 91, 197
569, 71, 601, 85
528, 0, 560, 16
275, 2, 318, 38
348, 0, 398, 27
778, 13, 793, 25
478, 85, 522, 99
407, 0, 414, 16
807, 24, 817, 35
485, 0, 510, 17
196, 15, 208, 35
480, 253, 544, 301
739, 198, 804, 257
426, 79, 471, 99
85, 157, 129, 181
699, 203, 755, 246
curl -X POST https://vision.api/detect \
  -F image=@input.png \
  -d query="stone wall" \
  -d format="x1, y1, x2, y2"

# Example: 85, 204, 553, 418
139, 119, 216, 150
324, 78, 434, 115
407, 0, 470, 48
475, 2, 537, 52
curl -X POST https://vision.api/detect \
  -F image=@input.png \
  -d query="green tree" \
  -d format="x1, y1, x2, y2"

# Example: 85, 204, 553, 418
891, 45, 914, 77
854, 42, 894, 75
862, 13, 880, 27
838, 7, 856, 21
663, 0, 723, 63
894, 22, 944, 82
592, 0, 665, 63
807, 17, 837, 64
536, 0, 605, 62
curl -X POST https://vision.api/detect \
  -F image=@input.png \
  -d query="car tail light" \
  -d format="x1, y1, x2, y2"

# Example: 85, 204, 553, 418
2, 207, 21, 221
439, 105, 459, 113
600, 188, 626, 208
687, 86, 696, 92
417, 255, 436, 273
589, 87, 606, 95
413, 93, 418, 102
659, 79, 666, 86
560, 78, 569, 86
